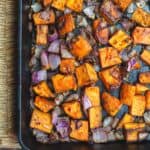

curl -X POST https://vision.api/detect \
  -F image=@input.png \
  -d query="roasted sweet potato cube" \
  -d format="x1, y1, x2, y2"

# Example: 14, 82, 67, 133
36, 25, 48, 45
132, 8, 150, 27
130, 96, 146, 116
58, 14, 75, 36
33, 10, 55, 25
62, 101, 82, 119
60, 58, 75, 74
146, 91, 150, 110
109, 30, 132, 52
88, 106, 102, 129
120, 83, 136, 106
102, 92, 122, 116
99, 66, 122, 90
51, 0, 66, 11
99, 47, 122, 68
100, 0, 122, 24
84, 86, 100, 107
70, 120, 88, 141
140, 49, 150, 65
132, 27, 150, 45
125, 130, 138, 142
113, 0, 132, 11
33, 81, 54, 98
75, 63, 98, 87
34, 96, 55, 112
66, 0, 83, 12
117, 114, 133, 129
52, 74, 77, 93
30, 109, 53, 133
71, 36, 92, 59
139, 72, 150, 84
135, 83, 149, 94
124, 123, 145, 130
43, 0, 52, 7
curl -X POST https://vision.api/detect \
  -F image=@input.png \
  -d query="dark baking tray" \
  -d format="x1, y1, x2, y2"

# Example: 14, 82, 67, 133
18, 0, 150, 149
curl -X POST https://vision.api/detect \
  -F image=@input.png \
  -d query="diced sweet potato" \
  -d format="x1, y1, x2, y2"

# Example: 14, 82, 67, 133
30, 109, 53, 133
60, 58, 75, 74
113, 0, 132, 11
125, 130, 138, 142
139, 72, 150, 84
62, 101, 82, 119
33, 10, 55, 25
84, 86, 100, 107
71, 36, 92, 59
75, 63, 98, 87
124, 123, 145, 130
146, 91, 150, 110
135, 83, 149, 94
99, 66, 122, 90
66, 0, 83, 12
33, 81, 54, 98
99, 47, 122, 68
120, 83, 136, 106
130, 95, 146, 116
51, 0, 66, 11
117, 114, 134, 129
132, 8, 150, 27
36, 25, 48, 45
140, 49, 150, 65
100, 0, 122, 24
109, 30, 132, 52
58, 14, 75, 36
102, 92, 122, 116
52, 74, 77, 93
88, 106, 102, 129
132, 27, 150, 45
70, 120, 88, 141
34, 96, 55, 112
43, 0, 52, 7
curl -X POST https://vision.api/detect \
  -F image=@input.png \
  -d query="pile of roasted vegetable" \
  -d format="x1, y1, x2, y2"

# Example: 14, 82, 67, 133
29, 0, 150, 143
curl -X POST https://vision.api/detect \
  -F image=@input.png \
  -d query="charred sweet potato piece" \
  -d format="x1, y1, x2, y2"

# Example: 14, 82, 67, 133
71, 36, 92, 59
125, 130, 138, 142
117, 113, 134, 129
102, 92, 122, 116
60, 58, 75, 74
130, 95, 146, 116
88, 106, 102, 129
135, 83, 149, 94
33, 81, 54, 98
30, 109, 53, 133
146, 91, 150, 110
70, 120, 89, 141
62, 101, 82, 119
120, 83, 136, 106
99, 47, 122, 68
66, 0, 83, 12
109, 30, 132, 52
132, 8, 150, 27
132, 27, 150, 45
99, 66, 122, 90
100, 0, 122, 24
84, 86, 100, 107
58, 14, 75, 36
43, 0, 52, 7
140, 49, 150, 65
34, 96, 55, 112
52, 74, 77, 93
33, 10, 55, 25
124, 123, 145, 131
75, 63, 98, 87
139, 72, 150, 84
36, 25, 48, 45
51, 0, 66, 11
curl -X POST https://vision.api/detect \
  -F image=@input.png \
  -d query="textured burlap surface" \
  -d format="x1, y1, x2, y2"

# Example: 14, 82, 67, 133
0, 0, 20, 149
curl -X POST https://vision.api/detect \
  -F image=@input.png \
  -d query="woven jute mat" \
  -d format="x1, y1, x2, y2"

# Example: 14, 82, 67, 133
0, 0, 20, 149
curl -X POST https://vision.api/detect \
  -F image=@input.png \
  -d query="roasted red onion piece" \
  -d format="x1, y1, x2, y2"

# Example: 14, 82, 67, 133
48, 40, 60, 53
60, 43, 73, 58
82, 95, 92, 110
40, 51, 50, 69
32, 70, 47, 83
48, 29, 58, 42
127, 57, 140, 72
52, 107, 63, 125
120, 18, 135, 31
